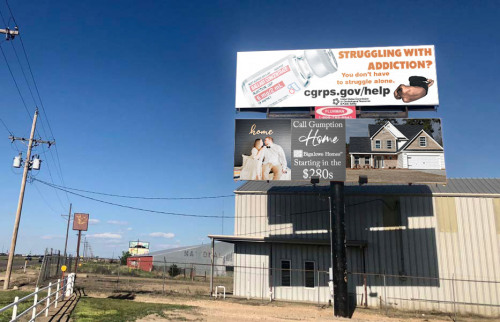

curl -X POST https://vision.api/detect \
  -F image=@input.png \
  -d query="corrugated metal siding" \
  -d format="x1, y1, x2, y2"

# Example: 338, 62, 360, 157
232, 191, 500, 316
235, 178, 500, 196
150, 242, 233, 276
234, 243, 269, 299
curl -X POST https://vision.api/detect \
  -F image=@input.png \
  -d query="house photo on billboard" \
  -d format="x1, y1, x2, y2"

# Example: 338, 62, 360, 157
346, 119, 445, 183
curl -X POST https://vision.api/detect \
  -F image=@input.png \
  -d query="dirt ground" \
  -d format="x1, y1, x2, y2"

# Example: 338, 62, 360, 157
346, 169, 446, 183
90, 293, 460, 322
3, 272, 492, 321
76, 274, 489, 322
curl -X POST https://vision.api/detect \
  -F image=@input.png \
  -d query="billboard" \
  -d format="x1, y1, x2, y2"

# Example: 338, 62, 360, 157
72, 213, 89, 231
129, 241, 150, 255
236, 45, 438, 108
234, 118, 446, 184
234, 119, 346, 181
346, 118, 446, 184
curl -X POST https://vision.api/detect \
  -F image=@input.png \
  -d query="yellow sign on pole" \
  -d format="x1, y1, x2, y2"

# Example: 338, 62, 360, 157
61, 265, 67, 272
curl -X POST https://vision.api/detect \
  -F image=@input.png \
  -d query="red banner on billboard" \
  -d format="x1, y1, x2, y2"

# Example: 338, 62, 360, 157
315, 106, 356, 119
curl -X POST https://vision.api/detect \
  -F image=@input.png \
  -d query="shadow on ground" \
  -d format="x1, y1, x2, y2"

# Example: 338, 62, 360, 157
44, 287, 85, 322
108, 292, 136, 300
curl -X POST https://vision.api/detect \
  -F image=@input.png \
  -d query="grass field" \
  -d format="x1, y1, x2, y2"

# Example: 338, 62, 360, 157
70, 297, 192, 321
0, 290, 48, 322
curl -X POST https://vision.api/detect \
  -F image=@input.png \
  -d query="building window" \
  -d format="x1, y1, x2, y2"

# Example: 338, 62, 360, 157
365, 157, 370, 165
419, 136, 427, 147
281, 260, 291, 287
354, 156, 359, 165
386, 140, 393, 149
304, 261, 315, 288
375, 140, 381, 149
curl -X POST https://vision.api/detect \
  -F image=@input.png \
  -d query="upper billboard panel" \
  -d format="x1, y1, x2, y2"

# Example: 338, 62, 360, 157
236, 45, 438, 109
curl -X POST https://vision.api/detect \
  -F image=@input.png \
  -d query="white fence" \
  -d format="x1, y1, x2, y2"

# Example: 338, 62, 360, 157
0, 273, 75, 321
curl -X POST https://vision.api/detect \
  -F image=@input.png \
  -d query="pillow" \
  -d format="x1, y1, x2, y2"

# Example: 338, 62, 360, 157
241, 155, 250, 169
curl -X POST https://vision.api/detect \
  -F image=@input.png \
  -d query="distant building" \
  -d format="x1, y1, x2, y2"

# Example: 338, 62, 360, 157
127, 255, 153, 272
148, 242, 233, 276
211, 178, 500, 317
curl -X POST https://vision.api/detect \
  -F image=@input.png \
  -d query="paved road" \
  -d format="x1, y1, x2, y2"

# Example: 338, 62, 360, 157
0, 256, 32, 272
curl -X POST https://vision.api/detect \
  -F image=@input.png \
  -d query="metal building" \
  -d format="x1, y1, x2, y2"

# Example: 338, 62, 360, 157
210, 178, 500, 317
149, 242, 233, 276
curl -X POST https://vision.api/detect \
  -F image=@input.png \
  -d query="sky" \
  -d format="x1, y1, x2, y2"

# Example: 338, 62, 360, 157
0, 0, 499, 258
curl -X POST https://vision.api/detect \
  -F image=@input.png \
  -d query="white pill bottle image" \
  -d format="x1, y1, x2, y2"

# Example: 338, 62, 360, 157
241, 49, 338, 108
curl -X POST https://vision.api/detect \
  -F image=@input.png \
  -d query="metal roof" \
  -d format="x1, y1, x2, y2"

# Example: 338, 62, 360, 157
148, 242, 231, 257
235, 178, 500, 196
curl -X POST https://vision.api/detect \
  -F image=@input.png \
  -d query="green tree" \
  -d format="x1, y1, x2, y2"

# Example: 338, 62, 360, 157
403, 118, 435, 134
120, 251, 131, 265
169, 264, 181, 277
375, 118, 399, 125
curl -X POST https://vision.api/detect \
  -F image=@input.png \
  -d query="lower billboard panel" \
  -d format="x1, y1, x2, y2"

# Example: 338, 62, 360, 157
234, 118, 446, 184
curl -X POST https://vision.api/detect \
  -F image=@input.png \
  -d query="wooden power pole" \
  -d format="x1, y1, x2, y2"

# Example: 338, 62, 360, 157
63, 203, 72, 258
3, 109, 54, 290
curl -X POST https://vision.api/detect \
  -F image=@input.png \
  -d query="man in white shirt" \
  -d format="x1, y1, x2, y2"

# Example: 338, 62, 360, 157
262, 136, 287, 180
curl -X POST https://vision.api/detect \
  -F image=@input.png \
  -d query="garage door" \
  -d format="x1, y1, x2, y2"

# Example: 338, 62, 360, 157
407, 155, 440, 169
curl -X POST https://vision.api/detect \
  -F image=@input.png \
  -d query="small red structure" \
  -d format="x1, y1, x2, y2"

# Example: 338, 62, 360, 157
127, 255, 153, 272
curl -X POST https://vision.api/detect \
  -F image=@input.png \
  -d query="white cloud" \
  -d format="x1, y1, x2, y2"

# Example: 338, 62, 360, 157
107, 220, 128, 225
149, 232, 175, 239
89, 219, 100, 225
41, 235, 63, 240
87, 233, 122, 239
156, 244, 180, 250
126, 227, 133, 231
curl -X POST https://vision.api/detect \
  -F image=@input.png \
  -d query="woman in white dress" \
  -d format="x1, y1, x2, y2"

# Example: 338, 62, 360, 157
240, 139, 265, 180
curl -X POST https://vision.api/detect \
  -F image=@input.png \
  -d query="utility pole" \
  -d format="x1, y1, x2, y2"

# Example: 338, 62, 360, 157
3, 109, 55, 290
83, 237, 87, 260
63, 203, 72, 259
0, 27, 19, 40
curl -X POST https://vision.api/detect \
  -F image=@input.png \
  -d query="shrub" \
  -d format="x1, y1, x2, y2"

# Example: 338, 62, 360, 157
168, 264, 181, 277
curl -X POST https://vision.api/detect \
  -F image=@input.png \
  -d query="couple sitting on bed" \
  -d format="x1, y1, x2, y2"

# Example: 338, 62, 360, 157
240, 136, 288, 181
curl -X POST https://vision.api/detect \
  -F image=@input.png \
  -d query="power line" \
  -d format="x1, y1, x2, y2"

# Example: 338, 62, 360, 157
0, 116, 20, 152
32, 180, 61, 215
39, 144, 67, 211
34, 178, 334, 221
3, 1, 71, 205
1, 41, 66, 210
7, 1, 70, 204
0, 116, 13, 135
34, 179, 228, 219
0, 44, 33, 120
34, 178, 234, 200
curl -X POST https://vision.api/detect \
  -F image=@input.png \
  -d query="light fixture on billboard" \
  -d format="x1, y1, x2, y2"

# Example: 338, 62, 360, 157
358, 175, 368, 186
310, 176, 320, 185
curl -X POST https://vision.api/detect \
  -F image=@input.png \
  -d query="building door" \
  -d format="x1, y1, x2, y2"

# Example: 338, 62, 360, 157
375, 156, 384, 168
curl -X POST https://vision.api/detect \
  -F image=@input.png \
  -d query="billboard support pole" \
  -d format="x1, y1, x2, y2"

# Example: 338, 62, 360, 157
329, 181, 349, 318
74, 230, 82, 276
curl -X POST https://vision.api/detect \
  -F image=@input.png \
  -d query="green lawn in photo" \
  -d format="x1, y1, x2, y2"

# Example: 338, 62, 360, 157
71, 297, 192, 321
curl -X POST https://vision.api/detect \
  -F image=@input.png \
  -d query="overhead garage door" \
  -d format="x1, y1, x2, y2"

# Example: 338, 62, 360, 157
407, 155, 440, 169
